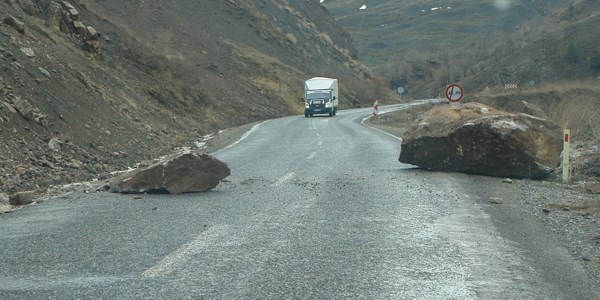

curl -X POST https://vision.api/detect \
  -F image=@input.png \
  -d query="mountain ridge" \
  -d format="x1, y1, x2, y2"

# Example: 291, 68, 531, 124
323, 0, 599, 97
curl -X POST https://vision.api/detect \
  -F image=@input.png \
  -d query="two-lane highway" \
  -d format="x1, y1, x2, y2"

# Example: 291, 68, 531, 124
1, 106, 597, 299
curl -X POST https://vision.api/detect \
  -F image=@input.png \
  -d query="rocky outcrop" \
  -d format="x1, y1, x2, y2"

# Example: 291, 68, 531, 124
4, 2, 100, 52
399, 102, 562, 179
9, 190, 36, 205
61, 1, 100, 52
43, 1, 101, 52
3, 14, 25, 34
8, 97, 48, 127
109, 152, 230, 194
3, 95, 48, 127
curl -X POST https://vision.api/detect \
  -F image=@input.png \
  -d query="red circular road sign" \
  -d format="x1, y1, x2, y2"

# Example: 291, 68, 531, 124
445, 83, 464, 102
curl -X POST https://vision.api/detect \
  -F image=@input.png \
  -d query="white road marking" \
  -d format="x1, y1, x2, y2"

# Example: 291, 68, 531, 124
221, 121, 268, 151
141, 224, 228, 278
273, 172, 295, 186
307, 152, 316, 160
360, 117, 403, 141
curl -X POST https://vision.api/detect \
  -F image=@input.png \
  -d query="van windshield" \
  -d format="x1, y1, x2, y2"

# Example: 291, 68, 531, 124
306, 92, 331, 101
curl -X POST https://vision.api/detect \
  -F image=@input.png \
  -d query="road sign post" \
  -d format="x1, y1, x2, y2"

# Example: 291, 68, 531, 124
445, 83, 464, 103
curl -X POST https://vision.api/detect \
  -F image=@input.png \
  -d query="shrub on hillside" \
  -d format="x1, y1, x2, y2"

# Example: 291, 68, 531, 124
590, 53, 600, 69
566, 42, 580, 63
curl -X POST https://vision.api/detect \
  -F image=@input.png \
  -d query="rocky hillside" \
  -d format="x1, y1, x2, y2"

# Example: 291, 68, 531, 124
0, 0, 381, 193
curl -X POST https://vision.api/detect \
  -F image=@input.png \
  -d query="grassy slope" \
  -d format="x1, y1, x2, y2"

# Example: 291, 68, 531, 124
324, 0, 599, 98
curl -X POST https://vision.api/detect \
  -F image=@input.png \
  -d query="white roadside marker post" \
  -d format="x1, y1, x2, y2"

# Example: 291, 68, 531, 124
372, 99, 379, 117
562, 129, 570, 183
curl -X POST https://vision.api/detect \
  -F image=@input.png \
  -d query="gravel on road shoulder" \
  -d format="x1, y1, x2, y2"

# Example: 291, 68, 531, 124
0, 122, 263, 215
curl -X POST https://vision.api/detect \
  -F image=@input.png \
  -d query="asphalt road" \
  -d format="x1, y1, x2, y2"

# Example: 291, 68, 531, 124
1, 105, 598, 299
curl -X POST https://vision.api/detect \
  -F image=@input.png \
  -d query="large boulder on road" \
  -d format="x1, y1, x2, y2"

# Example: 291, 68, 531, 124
399, 102, 562, 179
110, 152, 230, 194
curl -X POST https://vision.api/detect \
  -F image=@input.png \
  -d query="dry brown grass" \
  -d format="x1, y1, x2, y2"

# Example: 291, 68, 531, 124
475, 80, 600, 142
117, 90, 138, 111
539, 82, 600, 152
237, 0, 269, 24
199, 105, 223, 125
346, 76, 397, 105
253, 76, 302, 113
279, 1, 303, 19
318, 31, 334, 46
547, 94, 600, 140
285, 33, 298, 45
549, 198, 600, 212
228, 42, 304, 113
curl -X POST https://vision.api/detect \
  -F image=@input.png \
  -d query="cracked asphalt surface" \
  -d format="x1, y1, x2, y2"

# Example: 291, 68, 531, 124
1, 105, 598, 299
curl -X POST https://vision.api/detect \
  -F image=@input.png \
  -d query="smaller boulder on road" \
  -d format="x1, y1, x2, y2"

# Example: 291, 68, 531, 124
109, 151, 230, 194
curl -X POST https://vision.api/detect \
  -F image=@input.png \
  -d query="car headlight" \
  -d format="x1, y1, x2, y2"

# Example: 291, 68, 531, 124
305, 104, 310, 108
325, 102, 332, 107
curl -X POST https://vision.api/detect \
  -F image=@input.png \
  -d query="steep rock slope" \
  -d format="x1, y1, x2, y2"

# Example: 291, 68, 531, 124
0, 0, 372, 193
